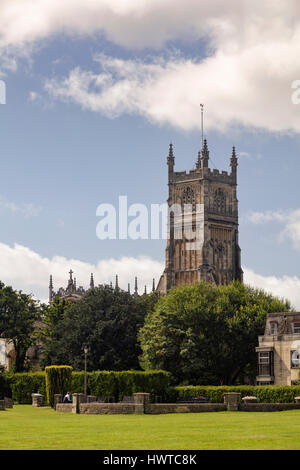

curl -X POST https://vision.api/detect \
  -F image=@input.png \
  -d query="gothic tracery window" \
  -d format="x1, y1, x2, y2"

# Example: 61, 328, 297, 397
182, 186, 195, 207
213, 188, 226, 213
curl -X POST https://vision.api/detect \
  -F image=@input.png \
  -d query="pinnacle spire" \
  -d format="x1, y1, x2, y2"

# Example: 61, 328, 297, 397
90, 273, 94, 289
196, 150, 201, 169
128, 283, 130, 294
230, 145, 238, 183
144, 285, 147, 295
230, 145, 238, 166
152, 278, 155, 292
133, 276, 138, 297
201, 139, 209, 168
115, 274, 119, 290
167, 142, 175, 174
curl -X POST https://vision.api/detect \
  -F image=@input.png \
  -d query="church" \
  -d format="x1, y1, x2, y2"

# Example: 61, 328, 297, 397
157, 139, 243, 293
50, 138, 244, 302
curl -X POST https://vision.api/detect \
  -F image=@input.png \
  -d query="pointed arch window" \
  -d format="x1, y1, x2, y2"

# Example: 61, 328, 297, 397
213, 188, 226, 213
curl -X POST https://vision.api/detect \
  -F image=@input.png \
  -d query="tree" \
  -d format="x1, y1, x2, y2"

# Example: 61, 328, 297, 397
139, 281, 292, 385
0, 281, 39, 372
41, 285, 157, 371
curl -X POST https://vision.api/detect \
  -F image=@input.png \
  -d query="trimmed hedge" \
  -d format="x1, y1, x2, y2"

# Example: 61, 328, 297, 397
9, 373, 300, 405
9, 372, 46, 404
114, 370, 171, 401
72, 370, 171, 401
7, 369, 171, 403
45, 366, 73, 408
175, 385, 300, 403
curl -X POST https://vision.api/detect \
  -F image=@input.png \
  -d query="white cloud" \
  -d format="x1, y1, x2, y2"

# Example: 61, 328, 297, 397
1, 1, 300, 132
244, 267, 300, 310
0, 196, 41, 218
44, 42, 300, 133
247, 208, 300, 251
0, 242, 163, 302
247, 210, 287, 225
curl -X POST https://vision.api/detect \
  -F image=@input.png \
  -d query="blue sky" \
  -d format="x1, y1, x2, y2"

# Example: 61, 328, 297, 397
0, 0, 300, 306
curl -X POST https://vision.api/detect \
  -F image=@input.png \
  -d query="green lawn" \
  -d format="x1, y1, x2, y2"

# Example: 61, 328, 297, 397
1, 405, 300, 450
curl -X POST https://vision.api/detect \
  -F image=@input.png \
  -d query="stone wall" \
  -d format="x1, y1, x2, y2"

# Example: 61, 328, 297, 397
55, 392, 300, 415
240, 403, 300, 412
55, 401, 300, 414
80, 403, 136, 415
56, 403, 73, 413
145, 403, 226, 414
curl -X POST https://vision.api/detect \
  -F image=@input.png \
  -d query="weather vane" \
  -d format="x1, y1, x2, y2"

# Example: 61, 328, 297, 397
200, 103, 204, 148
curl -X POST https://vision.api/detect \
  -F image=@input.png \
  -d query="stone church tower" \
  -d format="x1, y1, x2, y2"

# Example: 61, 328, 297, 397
156, 140, 243, 294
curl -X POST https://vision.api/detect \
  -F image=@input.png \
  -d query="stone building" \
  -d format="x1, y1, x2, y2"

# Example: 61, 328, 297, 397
49, 270, 94, 304
49, 270, 156, 304
256, 312, 300, 385
0, 338, 14, 370
157, 140, 243, 293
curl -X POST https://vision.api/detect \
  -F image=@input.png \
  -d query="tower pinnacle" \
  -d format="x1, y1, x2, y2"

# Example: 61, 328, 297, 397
230, 145, 238, 183
201, 139, 209, 168
167, 142, 175, 177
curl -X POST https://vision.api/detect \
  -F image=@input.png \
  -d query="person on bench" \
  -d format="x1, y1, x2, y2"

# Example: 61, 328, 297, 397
63, 392, 72, 403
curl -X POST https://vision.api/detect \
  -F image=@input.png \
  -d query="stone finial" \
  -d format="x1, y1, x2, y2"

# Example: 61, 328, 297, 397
232, 145, 237, 159
115, 274, 119, 290
167, 142, 175, 174
133, 276, 138, 297
230, 145, 238, 165
90, 273, 94, 289
144, 285, 147, 295
152, 278, 155, 292
201, 139, 209, 167
230, 145, 238, 183
196, 150, 202, 169
127, 283, 130, 294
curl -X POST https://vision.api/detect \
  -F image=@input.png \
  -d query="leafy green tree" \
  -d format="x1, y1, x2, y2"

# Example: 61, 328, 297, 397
139, 281, 292, 385
0, 281, 39, 372
41, 285, 157, 371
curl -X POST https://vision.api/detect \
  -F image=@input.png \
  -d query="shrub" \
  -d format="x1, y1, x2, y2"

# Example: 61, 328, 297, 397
175, 385, 300, 403
45, 365, 72, 407
115, 370, 170, 401
88, 371, 118, 399
71, 370, 171, 402
10, 372, 46, 404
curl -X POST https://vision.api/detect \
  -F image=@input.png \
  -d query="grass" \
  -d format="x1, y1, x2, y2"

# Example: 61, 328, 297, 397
1, 405, 300, 450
